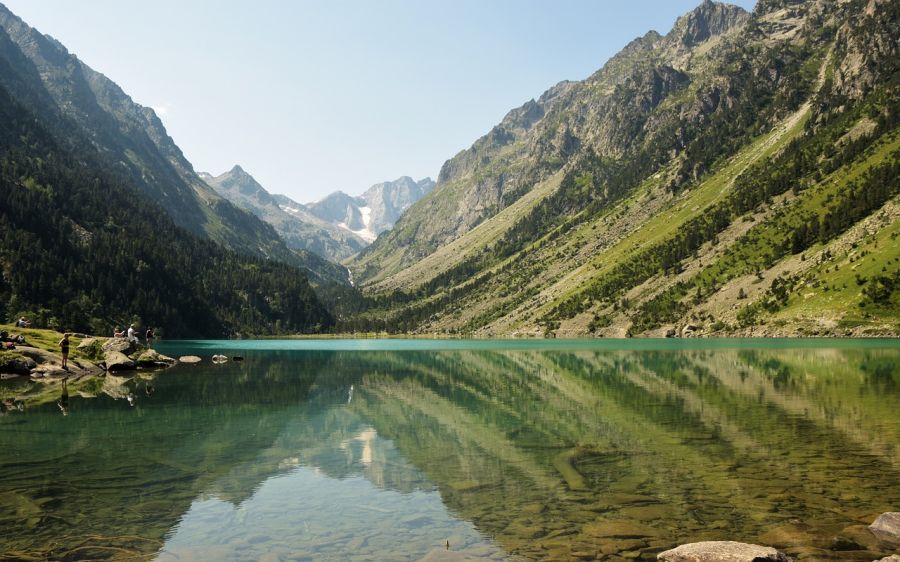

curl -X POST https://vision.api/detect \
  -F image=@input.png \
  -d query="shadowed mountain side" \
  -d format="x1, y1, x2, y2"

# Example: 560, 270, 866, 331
0, 4, 308, 266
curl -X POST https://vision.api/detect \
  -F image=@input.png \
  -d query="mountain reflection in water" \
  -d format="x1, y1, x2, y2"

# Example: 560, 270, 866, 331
1, 341, 898, 561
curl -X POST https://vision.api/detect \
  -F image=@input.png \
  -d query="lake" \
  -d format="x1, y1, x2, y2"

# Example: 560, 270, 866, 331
1, 339, 898, 561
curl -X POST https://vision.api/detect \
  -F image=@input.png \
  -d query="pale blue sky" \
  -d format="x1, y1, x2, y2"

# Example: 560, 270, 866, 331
4, 0, 755, 202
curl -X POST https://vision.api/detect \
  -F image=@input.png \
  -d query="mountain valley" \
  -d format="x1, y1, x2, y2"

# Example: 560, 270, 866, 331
343, 0, 899, 338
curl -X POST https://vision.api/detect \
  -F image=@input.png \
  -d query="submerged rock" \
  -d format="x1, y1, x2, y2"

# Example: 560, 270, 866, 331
869, 512, 900, 544
874, 555, 900, 562
657, 541, 791, 561
179, 355, 202, 364
583, 519, 662, 538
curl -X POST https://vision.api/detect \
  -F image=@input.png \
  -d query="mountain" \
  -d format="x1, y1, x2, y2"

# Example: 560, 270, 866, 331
307, 176, 436, 243
0, 3, 312, 268
0, 3, 334, 336
202, 166, 367, 262
345, 0, 900, 337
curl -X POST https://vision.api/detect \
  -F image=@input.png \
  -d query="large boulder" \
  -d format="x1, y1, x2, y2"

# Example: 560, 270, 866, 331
76, 338, 96, 350
101, 338, 137, 355
657, 541, 792, 561
0, 353, 36, 375
870, 512, 900, 545
14, 345, 59, 365
104, 350, 136, 371
135, 349, 176, 368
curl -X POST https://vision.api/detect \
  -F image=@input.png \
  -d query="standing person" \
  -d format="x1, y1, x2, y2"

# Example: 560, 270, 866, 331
127, 324, 138, 343
58, 333, 70, 370
145, 327, 154, 349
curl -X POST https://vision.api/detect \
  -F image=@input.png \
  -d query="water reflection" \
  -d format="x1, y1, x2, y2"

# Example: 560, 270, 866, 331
0, 343, 898, 561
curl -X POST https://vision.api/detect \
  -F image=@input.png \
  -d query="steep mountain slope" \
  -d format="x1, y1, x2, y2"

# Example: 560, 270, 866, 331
0, 82, 333, 336
0, 3, 301, 264
203, 166, 367, 261
344, 0, 899, 337
307, 176, 435, 242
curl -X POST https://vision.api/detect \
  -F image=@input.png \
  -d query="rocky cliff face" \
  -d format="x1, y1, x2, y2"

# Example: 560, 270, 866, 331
307, 177, 435, 242
352, 1, 754, 279
203, 166, 367, 262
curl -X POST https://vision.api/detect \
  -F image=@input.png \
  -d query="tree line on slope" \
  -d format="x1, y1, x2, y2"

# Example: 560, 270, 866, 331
0, 87, 332, 337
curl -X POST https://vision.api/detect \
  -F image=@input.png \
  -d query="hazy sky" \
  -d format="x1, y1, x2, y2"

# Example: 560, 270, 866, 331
5, 0, 755, 202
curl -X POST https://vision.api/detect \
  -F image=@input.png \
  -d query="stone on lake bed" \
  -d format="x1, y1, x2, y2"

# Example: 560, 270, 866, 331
583, 519, 663, 538
869, 512, 900, 544
837, 524, 881, 551
179, 355, 202, 364
657, 541, 791, 561
874, 555, 900, 562
758, 521, 833, 549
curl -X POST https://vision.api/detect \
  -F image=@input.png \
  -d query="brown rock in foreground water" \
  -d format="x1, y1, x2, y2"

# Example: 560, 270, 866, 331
657, 540, 791, 561
869, 513, 900, 545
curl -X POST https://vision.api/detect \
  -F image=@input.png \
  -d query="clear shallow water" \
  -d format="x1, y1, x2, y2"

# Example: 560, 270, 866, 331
1, 339, 899, 561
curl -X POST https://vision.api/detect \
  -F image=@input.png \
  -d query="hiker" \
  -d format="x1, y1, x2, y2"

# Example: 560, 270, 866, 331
145, 327, 154, 348
127, 324, 138, 343
59, 333, 70, 370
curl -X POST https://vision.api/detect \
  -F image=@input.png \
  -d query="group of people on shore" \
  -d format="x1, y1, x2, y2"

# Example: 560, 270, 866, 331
112, 324, 154, 347
55, 324, 156, 372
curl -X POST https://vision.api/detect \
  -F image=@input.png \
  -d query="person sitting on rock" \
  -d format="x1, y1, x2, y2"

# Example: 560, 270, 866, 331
114, 326, 125, 338
59, 333, 70, 371
16, 317, 30, 328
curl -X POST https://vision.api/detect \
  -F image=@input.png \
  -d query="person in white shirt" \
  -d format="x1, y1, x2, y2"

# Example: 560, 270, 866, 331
127, 324, 139, 343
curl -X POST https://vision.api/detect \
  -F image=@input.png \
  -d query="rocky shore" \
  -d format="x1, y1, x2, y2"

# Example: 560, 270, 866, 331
0, 326, 177, 409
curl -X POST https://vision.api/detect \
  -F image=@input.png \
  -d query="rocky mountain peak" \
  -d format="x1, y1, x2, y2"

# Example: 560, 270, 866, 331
667, 1, 749, 48
209, 165, 278, 207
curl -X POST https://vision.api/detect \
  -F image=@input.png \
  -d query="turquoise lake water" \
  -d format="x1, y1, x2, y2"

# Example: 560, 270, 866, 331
1, 339, 899, 561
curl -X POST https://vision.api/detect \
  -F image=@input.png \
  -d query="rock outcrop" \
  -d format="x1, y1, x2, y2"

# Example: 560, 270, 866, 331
0, 353, 36, 375
104, 350, 136, 372
657, 541, 792, 561
102, 338, 138, 355
135, 349, 177, 368
870, 512, 900, 545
